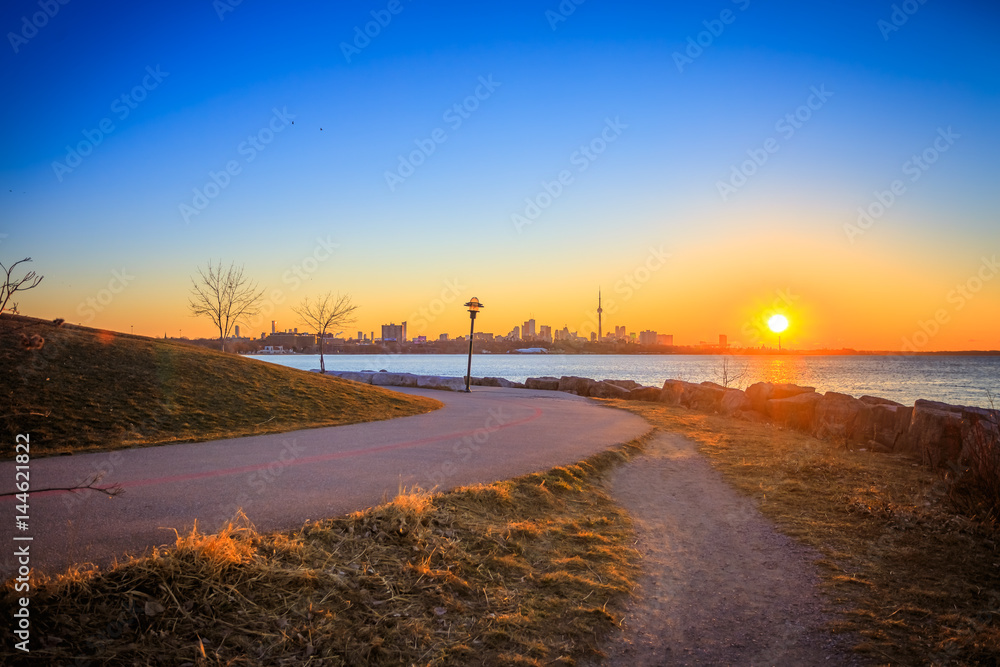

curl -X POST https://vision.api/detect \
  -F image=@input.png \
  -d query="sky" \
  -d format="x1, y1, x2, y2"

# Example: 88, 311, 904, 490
1, 0, 998, 351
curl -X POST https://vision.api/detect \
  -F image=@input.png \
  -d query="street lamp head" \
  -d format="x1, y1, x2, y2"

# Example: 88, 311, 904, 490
464, 297, 484, 314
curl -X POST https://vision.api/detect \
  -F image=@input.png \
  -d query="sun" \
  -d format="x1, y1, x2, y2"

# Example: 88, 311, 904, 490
768, 314, 789, 334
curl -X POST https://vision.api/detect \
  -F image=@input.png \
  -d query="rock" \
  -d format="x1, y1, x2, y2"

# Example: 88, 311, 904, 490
815, 392, 868, 440
416, 375, 466, 391
855, 403, 912, 452
772, 383, 817, 400
525, 376, 560, 391
720, 389, 751, 415
859, 395, 904, 407
745, 382, 774, 413
473, 376, 517, 388
371, 372, 418, 387
328, 371, 374, 384
683, 383, 725, 412
659, 379, 687, 406
905, 399, 964, 467
628, 386, 662, 402
558, 376, 595, 396
960, 407, 1000, 462
602, 379, 642, 391
590, 381, 630, 399
766, 392, 822, 431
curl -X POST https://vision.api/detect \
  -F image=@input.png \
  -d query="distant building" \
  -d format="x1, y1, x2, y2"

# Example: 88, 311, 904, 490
271, 320, 277, 334
263, 333, 317, 351
439, 333, 449, 341
615, 325, 626, 341
538, 324, 552, 343
506, 325, 520, 341
413, 335, 427, 344
473, 332, 494, 342
590, 331, 597, 342
381, 322, 407, 342
719, 334, 728, 349
639, 330, 657, 346
358, 330, 363, 342
522, 319, 536, 340
657, 334, 674, 346
234, 325, 241, 338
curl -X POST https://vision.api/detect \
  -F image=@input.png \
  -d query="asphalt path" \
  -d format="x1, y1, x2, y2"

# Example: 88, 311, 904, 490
1, 386, 648, 576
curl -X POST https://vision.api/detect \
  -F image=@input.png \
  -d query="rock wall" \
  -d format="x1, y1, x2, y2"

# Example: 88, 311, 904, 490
522, 375, 997, 469
320, 370, 524, 392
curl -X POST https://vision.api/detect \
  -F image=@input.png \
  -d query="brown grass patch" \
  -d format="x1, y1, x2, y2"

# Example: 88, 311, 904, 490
0, 315, 440, 456
613, 401, 1000, 665
0, 433, 653, 665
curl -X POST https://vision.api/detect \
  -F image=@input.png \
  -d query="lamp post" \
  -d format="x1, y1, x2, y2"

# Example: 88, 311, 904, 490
464, 297, 484, 393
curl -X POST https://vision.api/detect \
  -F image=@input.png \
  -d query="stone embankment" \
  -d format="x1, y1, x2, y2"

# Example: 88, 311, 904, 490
524, 375, 998, 469
320, 369, 997, 469
321, 370, 524, 392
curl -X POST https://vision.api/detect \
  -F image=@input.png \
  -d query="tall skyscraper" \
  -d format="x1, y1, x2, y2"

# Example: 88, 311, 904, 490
597, 289, 603, 342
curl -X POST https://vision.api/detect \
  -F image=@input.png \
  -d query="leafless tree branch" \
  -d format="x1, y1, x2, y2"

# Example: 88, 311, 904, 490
0, 257, 43, 316
293, 292, 358, 373
188, 260, 264, 352
0, 471, 123, 498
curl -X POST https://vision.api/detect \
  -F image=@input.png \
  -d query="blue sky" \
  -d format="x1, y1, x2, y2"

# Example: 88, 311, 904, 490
1, 0, 998, 349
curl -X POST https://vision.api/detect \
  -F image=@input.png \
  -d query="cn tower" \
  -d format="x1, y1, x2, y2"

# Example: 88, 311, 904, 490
597, 289, 603, 342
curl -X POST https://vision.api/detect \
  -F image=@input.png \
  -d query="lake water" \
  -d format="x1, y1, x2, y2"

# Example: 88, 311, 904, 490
250, 353, 999, 409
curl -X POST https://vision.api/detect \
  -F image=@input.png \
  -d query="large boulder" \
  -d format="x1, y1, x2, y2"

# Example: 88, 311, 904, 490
416, 375, 466, 391
682, 382, 725, 412
659, 379, 687, 406
814, 392, 869, 440
904, 399, 964, 467
628, 386, 662, 402
525, 376, 560, 391
328, 371, 374, 384
960, 407, 1000, 463
745, 382, 774, 413
602, 379, 642, 391
371, 372, 418, 387
473, 376, 518, 388
720, 388, 751, 415
766, 392, 822, 431
558, 376, 595, 396
590, 381, 630, 399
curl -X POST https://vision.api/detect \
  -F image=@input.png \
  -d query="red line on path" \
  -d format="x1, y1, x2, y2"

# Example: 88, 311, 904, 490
24, 406, 545, 498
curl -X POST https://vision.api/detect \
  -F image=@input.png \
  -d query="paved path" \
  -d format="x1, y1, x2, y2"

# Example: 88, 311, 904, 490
1, 387, 648, 576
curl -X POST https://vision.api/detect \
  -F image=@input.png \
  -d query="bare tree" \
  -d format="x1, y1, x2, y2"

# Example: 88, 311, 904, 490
1, 257, 43, 316
189, 261, 264, 352
716, 353, 752, 389
293, 292, 358, 373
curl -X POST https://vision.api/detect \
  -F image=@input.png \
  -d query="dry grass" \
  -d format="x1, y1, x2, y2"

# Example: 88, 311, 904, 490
0, 436, 649, 666
0, 315, 440, 456
614, 401, 1000, 666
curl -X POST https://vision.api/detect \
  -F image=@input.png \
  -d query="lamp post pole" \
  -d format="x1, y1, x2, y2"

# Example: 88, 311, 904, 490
463, 298, 484, 393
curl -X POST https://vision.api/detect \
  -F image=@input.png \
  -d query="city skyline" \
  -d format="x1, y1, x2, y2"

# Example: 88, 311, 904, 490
2, 2, 998, 351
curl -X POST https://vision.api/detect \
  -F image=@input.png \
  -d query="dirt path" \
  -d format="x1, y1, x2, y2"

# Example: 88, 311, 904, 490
592, 432, 864, 666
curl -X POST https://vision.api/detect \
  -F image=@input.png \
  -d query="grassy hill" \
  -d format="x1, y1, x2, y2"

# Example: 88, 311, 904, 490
0, 315, 441, 456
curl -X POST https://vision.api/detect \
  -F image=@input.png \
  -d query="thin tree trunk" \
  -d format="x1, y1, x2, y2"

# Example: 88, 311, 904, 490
319, 332, 325, 373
